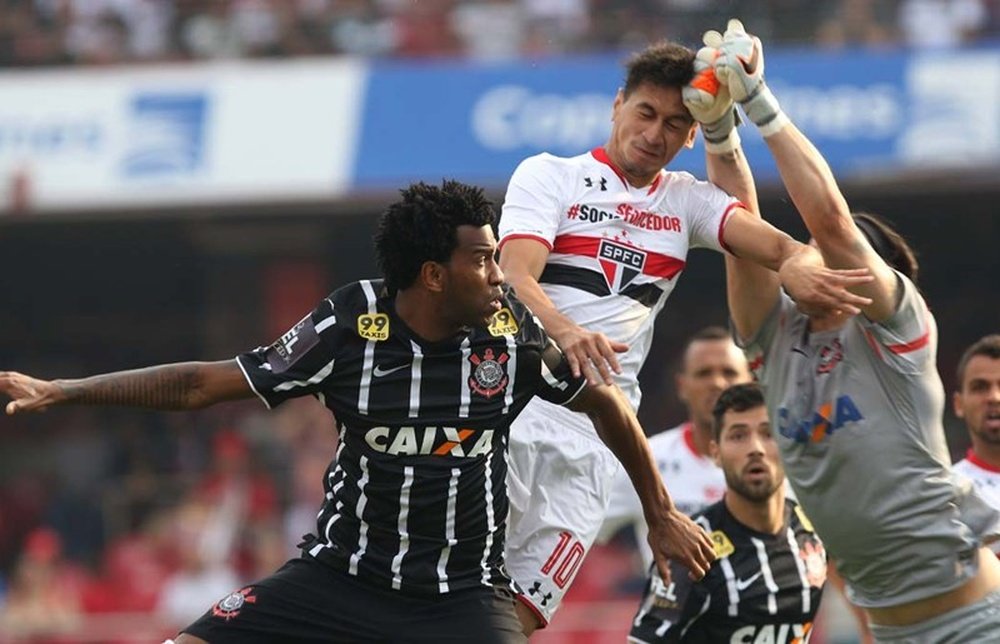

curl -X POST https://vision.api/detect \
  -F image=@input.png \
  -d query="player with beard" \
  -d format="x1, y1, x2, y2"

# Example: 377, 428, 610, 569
952, 334, 1000, 555
629, 383, 826, 643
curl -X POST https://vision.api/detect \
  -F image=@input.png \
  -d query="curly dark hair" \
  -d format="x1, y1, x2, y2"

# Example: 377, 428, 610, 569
623, 41, 696, 98
712, 383, 766, 440
374, 180, 496, 295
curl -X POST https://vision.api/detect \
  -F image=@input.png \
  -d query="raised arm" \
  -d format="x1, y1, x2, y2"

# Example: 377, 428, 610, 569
683, 44, 871, 339
713, 19, 897, 321
568, 383, 716, 583
1, 360, 253, 415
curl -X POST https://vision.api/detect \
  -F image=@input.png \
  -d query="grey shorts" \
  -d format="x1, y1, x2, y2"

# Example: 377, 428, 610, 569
868, 589, 1000, 643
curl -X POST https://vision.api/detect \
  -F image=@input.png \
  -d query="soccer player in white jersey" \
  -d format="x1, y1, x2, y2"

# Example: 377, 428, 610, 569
700, 18, 1000, 642
953, 334, 1000, 555
599, 326, 750, 570
497, 41, 873, 633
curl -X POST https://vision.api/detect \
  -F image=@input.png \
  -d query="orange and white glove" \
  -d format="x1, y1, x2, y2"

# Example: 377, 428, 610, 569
682, 31, 740, 153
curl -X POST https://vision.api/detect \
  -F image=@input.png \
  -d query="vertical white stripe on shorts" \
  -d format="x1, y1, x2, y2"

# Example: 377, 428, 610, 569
408, 341, 423, 418
720, 557, 740, 617
348, 455, 371, 575
437, 467, 461, 593
459, 338, 471, 418
391, 466, 414, 590
753, 537, 779, 614
502, 335, 516, 414
786, 527, 812, 613
479, 450, 497, 586
357, 281, 380, 415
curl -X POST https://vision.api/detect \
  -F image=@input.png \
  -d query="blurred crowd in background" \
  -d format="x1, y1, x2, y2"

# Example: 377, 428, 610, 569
0, 0, 997, 68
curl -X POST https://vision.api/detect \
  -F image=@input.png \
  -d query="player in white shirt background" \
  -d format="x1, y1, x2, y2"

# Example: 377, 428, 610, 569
598, 326, 750, 570
952, 334, 1000, 555
497, 40, 873, 634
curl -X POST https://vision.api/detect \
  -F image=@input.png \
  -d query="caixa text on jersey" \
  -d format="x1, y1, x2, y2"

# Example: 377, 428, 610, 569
364, 426, 495, 457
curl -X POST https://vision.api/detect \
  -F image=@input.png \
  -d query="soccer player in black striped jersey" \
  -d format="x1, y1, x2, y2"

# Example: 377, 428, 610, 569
630, 384, 826, 644
0, 180, 715, 644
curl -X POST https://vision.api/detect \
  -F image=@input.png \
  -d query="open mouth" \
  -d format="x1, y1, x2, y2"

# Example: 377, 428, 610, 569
985, 409, 1000, 429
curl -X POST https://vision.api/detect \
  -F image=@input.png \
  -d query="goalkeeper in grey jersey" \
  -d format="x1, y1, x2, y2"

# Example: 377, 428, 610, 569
682, 18, 1000, 643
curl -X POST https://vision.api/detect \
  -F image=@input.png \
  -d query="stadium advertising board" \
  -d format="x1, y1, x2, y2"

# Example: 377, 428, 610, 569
0, 59, 365, 212
354, 47, 1000, 190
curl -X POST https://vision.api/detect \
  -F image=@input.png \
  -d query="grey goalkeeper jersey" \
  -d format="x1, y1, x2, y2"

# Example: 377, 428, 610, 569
741, 273, 1000, 608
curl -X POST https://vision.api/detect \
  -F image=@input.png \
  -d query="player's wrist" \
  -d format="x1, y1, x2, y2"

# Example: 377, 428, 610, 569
702, 107, 741, 154
740, 83, 789, 138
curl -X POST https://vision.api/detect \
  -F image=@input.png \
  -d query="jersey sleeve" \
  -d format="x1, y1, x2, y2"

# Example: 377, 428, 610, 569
735, 292, 797, 382
236, 297, 341, 409
536, 337, 587, 406
498, 154, 568, 251
679, 174, 743, 253
855, 272, 935, 374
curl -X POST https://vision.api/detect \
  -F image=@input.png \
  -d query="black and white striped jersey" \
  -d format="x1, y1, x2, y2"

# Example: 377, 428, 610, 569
236, 279, 586, 596
630, 499, 826, 644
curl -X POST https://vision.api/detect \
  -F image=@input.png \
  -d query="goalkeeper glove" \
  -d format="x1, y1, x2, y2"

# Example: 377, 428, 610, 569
711, 18, 789, 137
682, 34, 740, 153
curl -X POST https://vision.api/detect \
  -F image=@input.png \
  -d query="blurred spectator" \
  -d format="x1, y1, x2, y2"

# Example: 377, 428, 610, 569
816, 0, 897, 48
0, 527, 86, 639
898, 0, 988, 47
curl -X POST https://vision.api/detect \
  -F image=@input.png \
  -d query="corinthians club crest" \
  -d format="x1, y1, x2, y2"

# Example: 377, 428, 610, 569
211, 586, 257, 621
469, 347, 510, 398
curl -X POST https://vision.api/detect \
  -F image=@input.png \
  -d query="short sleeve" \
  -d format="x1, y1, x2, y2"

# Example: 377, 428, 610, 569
236, 298, 340, 409
678, 174, 742, 254
735, 293, 797, 382
630, 561, 705, 641
535, 337, 587, 406
856, 272, 935, 374
498, 154, 568, 251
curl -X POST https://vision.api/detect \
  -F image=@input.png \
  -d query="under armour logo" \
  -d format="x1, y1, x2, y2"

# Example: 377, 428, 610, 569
584, 176, 607, 191
528, 581, 553, 606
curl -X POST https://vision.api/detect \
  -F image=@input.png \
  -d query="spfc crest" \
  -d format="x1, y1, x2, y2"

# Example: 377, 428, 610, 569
469, 348, 509, 398
211, 586, 257, 621
598, 239, 646, 291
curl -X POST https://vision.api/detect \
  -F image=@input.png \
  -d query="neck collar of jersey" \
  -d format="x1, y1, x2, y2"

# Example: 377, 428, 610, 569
590, 147, 663, 194
966, 448, 1000, 474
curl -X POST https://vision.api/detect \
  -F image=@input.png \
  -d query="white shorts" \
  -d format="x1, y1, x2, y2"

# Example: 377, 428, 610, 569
505, 398, 622, 625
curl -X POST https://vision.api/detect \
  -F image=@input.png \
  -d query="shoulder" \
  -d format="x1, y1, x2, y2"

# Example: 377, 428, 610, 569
647, 424, 686, 450
324, 279, 389, 336
511, 152, 577, 178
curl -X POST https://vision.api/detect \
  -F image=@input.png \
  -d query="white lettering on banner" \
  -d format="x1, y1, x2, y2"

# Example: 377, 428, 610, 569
471, 85, 612, 152
773, 82, 900, 140
0, 120, 102, 156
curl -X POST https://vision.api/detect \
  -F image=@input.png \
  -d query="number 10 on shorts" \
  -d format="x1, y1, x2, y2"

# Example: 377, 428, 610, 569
541, 531, 585, 589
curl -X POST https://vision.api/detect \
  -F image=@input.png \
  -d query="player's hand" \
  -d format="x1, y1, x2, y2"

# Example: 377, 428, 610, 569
647, 508, 716, 584
712, 18, 789, 137
551, 326, 627, 386
682, 34, 740, 153
778, 252, 875, 316
0, 371, 61, 415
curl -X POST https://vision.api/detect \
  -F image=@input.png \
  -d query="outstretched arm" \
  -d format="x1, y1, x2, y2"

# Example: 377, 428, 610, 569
569, 384, 716, 583
1, 360, 253, 415
500, 239, 627, 385
713, 19, 896, 322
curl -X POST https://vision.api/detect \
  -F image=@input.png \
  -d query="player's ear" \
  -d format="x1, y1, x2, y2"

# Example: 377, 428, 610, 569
709, 438, 721, 465
420, 261, 447, 294
684, 124, 697, 149
953, 390, 966, 420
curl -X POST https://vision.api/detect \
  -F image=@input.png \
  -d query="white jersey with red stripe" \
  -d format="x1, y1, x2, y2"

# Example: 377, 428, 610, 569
598, 423, 725, 570
954, 451, 1000, 555
499, 148, 739, 410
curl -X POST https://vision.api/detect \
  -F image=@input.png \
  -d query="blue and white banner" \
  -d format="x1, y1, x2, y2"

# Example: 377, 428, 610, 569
353, 46, 1000, 189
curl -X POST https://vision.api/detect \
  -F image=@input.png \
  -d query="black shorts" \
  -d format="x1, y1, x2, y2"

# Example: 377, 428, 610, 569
181, 556, 526, 644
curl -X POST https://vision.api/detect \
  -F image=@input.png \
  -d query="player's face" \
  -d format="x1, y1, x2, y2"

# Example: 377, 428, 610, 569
677, 339, 752, 429
713, 406, 783, 503
607, 82, 697, 187
954, 355, 1000, 445
443, 225, 505, 328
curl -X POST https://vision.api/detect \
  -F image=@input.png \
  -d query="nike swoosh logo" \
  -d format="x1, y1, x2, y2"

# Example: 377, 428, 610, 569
373, 363, 410, 378
734, 571, 762, 592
